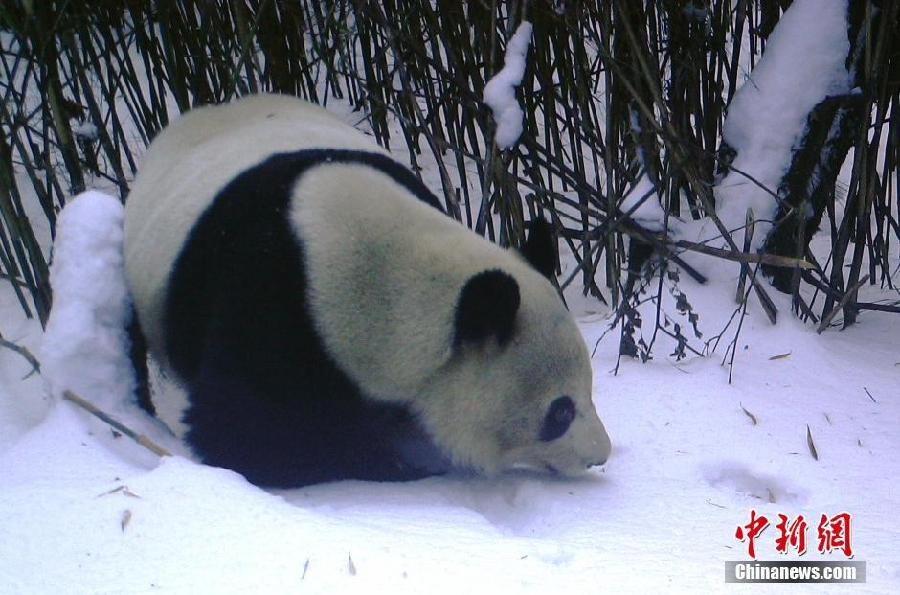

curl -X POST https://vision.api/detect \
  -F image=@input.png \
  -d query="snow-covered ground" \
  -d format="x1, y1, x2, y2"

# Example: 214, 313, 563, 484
0, 190, 897, 592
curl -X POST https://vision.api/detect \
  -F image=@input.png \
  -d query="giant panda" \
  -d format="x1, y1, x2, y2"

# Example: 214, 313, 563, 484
124, 93, 611, 487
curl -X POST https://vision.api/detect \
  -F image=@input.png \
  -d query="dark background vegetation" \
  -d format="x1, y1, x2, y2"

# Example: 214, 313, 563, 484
1, 0, 897, 359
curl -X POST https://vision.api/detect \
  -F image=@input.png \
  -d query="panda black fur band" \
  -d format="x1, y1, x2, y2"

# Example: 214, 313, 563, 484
124, 94, 610, 487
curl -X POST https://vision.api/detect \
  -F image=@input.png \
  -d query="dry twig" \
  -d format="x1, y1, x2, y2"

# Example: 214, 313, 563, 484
62, 390, 171, 458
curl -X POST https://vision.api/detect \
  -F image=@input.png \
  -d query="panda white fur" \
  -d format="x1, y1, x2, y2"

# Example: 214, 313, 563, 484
124, 93, 611, 487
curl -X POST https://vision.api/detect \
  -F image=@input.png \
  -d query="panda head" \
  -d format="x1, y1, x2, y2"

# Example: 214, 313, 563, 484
417, 220, 611, 478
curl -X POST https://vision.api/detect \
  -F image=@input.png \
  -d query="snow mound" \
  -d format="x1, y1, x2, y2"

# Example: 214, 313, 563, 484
40, 190, 136, 412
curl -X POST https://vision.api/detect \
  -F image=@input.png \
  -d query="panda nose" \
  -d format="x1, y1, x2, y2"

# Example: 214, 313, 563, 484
586, 436, 611, 468
587, 421, 611, 468
586, 456, 607, 469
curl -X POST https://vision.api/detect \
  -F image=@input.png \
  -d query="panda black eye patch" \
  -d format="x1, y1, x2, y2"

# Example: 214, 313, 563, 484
539, 396, 575, 442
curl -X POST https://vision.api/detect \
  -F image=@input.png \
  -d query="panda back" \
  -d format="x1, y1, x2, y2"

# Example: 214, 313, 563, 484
124, 95, 385, 359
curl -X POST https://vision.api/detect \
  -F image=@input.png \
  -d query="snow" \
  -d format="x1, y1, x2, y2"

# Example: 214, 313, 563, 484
73, 121, 99, 141
619, 175, 672, 232
1, 181, 898, 593
40, 191, 136, 413
483, 21, 533, 150
716, 0, 851, 247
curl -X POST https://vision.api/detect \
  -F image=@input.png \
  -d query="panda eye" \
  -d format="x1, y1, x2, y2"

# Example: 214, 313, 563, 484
539, 396, 575, 442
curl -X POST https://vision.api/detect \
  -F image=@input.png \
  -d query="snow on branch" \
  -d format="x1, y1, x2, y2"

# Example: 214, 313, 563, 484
620, 175, 670, 232
715, 0, 850, 249
483, 21, 533, 150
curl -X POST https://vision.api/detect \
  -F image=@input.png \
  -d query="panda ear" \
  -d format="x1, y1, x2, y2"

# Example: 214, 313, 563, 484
454, 269, 520, 348
522, 218, 556, 280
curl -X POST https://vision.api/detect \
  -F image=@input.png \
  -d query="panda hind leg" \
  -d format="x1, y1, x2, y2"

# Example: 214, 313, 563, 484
181, 353, 322, 487
181, 346, 446, 487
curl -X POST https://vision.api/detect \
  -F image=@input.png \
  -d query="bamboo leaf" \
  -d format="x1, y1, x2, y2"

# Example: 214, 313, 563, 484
806, 425, 819, 461
739, 403, 758, 426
